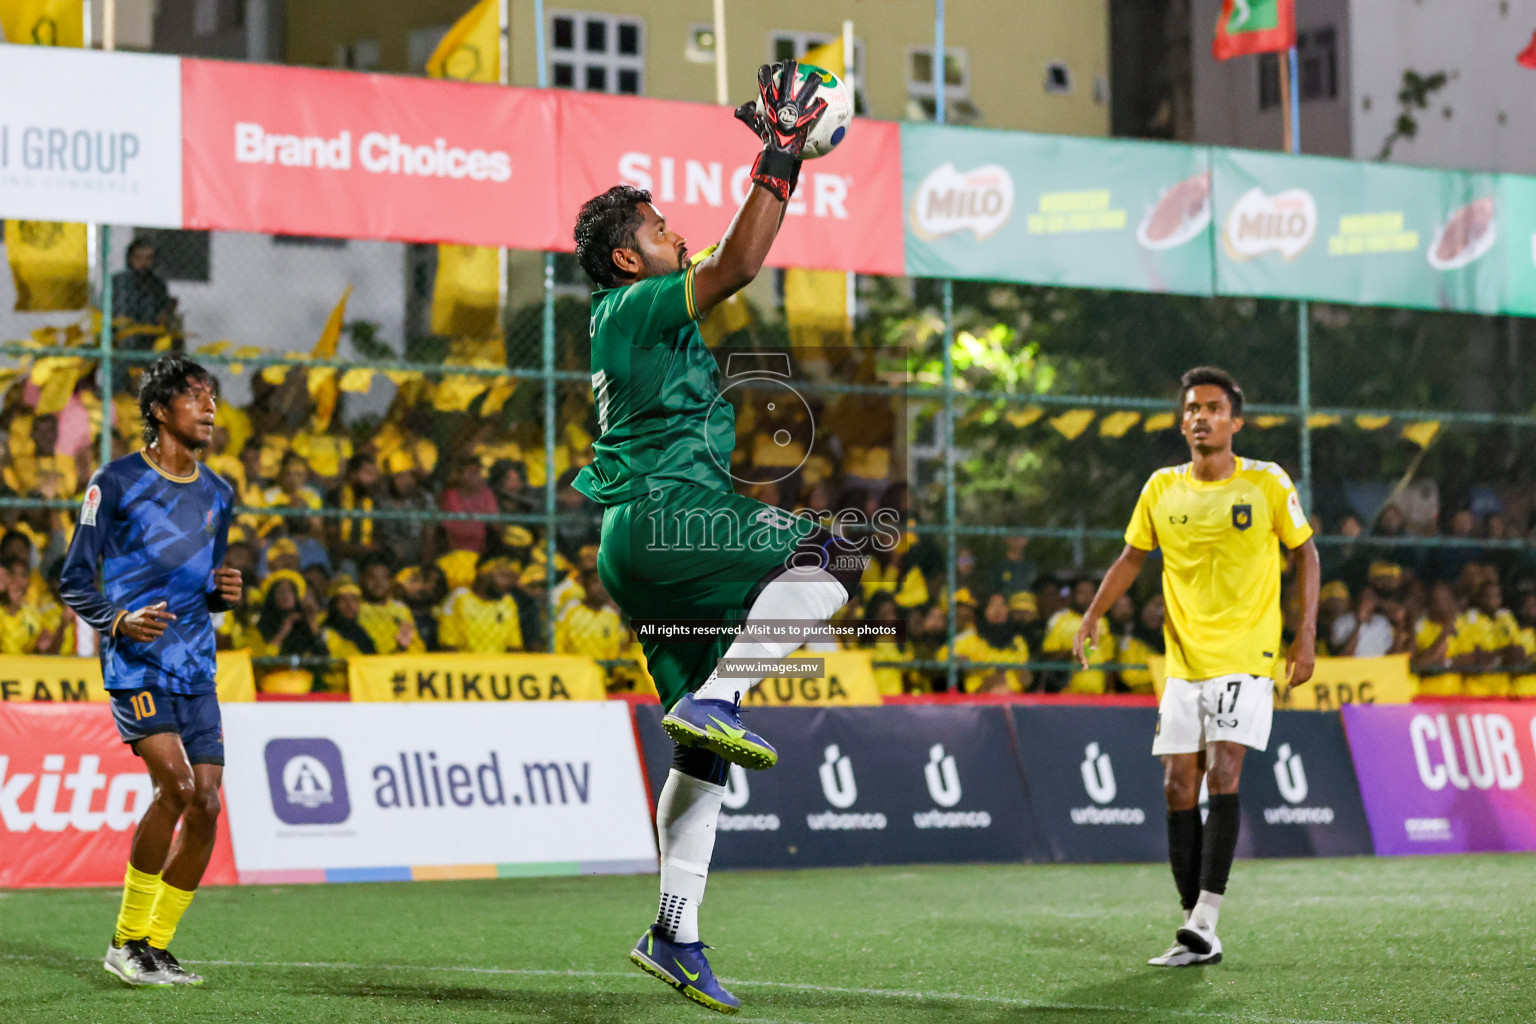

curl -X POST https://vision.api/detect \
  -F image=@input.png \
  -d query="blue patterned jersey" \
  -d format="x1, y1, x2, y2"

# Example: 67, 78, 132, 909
59, 452, 235, 694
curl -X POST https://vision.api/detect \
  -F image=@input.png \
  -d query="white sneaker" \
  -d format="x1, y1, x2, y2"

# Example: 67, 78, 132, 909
1148, 936, 1222, 967
1176, 915, 1220, 956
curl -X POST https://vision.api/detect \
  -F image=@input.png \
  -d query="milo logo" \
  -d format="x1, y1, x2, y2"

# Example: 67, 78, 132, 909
1223, 186, 1317, 261
909, 162, 1015, 241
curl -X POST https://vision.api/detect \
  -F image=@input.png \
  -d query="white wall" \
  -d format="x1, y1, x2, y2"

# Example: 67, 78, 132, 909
1349, 0, 1536, 173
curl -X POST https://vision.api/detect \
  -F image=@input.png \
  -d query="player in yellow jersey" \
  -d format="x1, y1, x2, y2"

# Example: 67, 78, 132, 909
1073, 367, 1319, 968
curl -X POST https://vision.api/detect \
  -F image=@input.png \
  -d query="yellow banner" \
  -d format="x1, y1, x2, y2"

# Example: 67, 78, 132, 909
0, 651, 256, 703
348, 653, 607, 702
5, 220, 88, 311
0, 0, 84, 47
1148, 654, 1413, 711
741, 652, 882, 707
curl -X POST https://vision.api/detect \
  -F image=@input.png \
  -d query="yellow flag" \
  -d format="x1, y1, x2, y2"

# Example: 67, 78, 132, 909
5, 221, 88, 311
1006, 406, 1044, 429
700, 293, 752, 345
1253, 414, 1288, 428
430, 243, 501, 339
1401, 420, 1440, 448
1354, 414, 1391, 431
1098, 411, 1140, 438
784, 268, 848, 345
431, 374, 489, 413
802, 37, 846, 76
426, 0, 500, 82
0, 0, 83, 46
1306, 413, 1342, 429
312, 286, 352, 360
427, 4, 503, 343
1049, 409, 1095, 440
30, 355, 88, 415
1142, 411, 1176, 432
339, 368, 374, 393
306, 287, 351, 430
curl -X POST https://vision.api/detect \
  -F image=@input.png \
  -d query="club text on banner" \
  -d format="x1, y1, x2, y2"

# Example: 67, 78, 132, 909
0, 651, 255, 703
220, 703, 656, 879
0, 44, 183, 226
557, 90, 904, 276
739, 652, 882, 707
1343, 702, 1536, 856
348, 653, 607, 702
0, 703, 238, 888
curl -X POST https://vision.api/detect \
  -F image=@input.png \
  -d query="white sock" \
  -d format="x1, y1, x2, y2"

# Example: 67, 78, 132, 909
693, 569, 849, 703
654, 769, 724, 944
1192, 891, 1223, 930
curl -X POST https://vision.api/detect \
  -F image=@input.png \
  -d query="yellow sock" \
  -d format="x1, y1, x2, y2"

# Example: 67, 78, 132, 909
146, 881, 196, 950
114, 865, 161, 946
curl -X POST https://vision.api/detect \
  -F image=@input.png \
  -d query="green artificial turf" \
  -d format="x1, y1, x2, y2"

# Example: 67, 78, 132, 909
1, 855, 1532, 1023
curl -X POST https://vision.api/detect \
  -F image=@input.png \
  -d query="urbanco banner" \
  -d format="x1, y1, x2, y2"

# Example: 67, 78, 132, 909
557, 91, 905, 276
180, 59, 563, 249
0, 44, 183, 227
0, 703, 237, 888
634, 704, 1045, 869
1236, 711, 1373, 859
1343, 703, 1536, 856
221, 703, 655, 881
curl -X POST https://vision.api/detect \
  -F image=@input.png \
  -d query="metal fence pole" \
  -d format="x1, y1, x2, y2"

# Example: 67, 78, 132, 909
99, 225, 114, 471
1287, 46, 1312, 508
535, 0, 559, 651
934, 0, 958, 692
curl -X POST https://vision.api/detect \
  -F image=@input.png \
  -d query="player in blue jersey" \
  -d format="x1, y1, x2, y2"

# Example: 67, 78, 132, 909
60, 355, 241, 988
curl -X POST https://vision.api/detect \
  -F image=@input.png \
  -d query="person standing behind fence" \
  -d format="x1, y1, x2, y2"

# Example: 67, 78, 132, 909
58, 355, 240, 988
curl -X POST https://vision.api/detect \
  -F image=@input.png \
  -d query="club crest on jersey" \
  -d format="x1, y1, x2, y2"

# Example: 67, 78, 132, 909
204, 508, 217, 535
1232, 503, 1253, 531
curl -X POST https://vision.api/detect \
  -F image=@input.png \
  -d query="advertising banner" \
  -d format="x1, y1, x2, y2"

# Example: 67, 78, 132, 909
0, 44, 183, 227
1213, 148, 1503, 314
902, 124, 1214, 295
1343, 703, 1536, 856
181, 59, 563, 249
0, 651, 255, 703
1010, 706, 1167, 863
740, 652, 882, 707
634, 704, 1045, 869
347, 653, 606, 702
1500, 173, 1536, 316
221, 703, 655, 880
0, 703, 237, 888
1236, 711, 1373, 858
558, 91, 904, 276
1273, 655, 1414, 710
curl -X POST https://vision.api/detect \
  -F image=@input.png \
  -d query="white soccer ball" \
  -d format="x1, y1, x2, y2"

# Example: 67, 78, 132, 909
755, 63, 854, 160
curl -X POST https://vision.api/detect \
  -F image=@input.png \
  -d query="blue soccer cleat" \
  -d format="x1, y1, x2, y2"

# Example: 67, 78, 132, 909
661, 694, 777, 770
629, 925, 741, 1015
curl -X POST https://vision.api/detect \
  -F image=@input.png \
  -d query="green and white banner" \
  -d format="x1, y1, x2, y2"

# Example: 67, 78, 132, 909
901, 124, 1214, 297
1212, 149, 1503, 314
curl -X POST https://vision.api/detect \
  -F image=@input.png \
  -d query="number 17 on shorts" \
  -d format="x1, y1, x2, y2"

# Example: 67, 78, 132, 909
1151, 673, 1274, 755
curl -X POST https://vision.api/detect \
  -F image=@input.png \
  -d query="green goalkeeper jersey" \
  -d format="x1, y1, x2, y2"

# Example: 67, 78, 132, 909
571, 265, 736, 505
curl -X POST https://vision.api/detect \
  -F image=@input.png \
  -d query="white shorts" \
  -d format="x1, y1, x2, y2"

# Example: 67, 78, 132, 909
1151, 673, 1274, 756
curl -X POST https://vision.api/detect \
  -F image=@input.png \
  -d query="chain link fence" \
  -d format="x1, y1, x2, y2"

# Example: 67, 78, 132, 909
4, 222, 1536, 695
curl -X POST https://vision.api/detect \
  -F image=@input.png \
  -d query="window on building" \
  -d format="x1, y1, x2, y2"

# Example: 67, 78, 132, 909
335, 38, 381, 71
193, 0, 217, 37
1258, 26, 1337, 110
407, 25, 451, 73
550, 11, 644, 95
686, 23, 716, 64
1044, 61, 1072, 94
906, 45, 978, 123
133, 230, 211, 283
769, 31, 867, 115
272, 235, 348, 249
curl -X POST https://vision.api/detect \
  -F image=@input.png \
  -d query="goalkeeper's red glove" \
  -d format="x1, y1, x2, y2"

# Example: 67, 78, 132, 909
739, 59, 826, 202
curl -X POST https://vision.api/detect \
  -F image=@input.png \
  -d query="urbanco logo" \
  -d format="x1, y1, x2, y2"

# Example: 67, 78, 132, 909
1080, 742, 1116, 805
819, 744, 857, 809
924, 744, 962, 808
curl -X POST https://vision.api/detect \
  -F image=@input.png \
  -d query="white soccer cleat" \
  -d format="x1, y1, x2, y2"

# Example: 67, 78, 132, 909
104, 938, 175, 987
1176, 915, 1220, 956
1148, 936, 1222, 967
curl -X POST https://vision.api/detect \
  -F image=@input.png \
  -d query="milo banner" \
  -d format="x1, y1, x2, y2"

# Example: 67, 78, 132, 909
1213, 148, 1503, 314
0, 651, 255, 703
633, 704, 1045, 870
1500, 173, 1536, 316
348, 653, 607, 702
902, 124, 1214, 295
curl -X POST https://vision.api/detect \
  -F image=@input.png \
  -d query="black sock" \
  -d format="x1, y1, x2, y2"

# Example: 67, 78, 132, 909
1166, 808, 1203, 911
1199, 793, 1242, 896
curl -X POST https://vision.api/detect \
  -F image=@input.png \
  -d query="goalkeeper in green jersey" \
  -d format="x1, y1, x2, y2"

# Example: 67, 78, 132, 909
571, 61, 866, 1014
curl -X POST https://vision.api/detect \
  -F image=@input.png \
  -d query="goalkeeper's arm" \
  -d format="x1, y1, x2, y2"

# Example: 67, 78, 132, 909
692, 59, 826, 317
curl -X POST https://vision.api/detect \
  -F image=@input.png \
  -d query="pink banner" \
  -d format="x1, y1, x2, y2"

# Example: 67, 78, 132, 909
1343, 702, 1536, 855
181, 60, 564, 249
0, 703, 237, 888
556, 91, 904, 275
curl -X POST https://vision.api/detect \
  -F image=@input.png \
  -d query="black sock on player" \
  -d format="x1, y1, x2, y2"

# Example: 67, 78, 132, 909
1166, 807, 1204, 912
1199, 792, 1241, 896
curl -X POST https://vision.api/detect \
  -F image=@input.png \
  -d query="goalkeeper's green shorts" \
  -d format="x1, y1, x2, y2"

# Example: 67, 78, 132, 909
598, 483, 816, 709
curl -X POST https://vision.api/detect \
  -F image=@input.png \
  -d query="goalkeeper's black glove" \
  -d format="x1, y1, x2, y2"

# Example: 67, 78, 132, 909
734, 59, 826, 202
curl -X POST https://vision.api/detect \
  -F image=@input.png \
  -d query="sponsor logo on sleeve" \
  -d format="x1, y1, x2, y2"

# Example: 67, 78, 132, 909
80, 485, 101, 527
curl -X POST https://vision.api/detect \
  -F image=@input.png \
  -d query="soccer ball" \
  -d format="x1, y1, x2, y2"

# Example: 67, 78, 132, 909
756, 63, 853, 160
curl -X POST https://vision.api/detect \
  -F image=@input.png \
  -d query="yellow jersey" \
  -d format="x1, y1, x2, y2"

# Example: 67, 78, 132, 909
439, 589, 524, 654
1412, 618, 1465, 697
1458, 608, 1518, 698
357, 599, 423, 655
1125, 458, 1312, 682
0, 604, 47, 654
938, 629, 1031, 694
1042, 609, 1113, 694
556, 602, 625, 689
1514, 624, 1536, 699
1116, 630, 1158, 694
